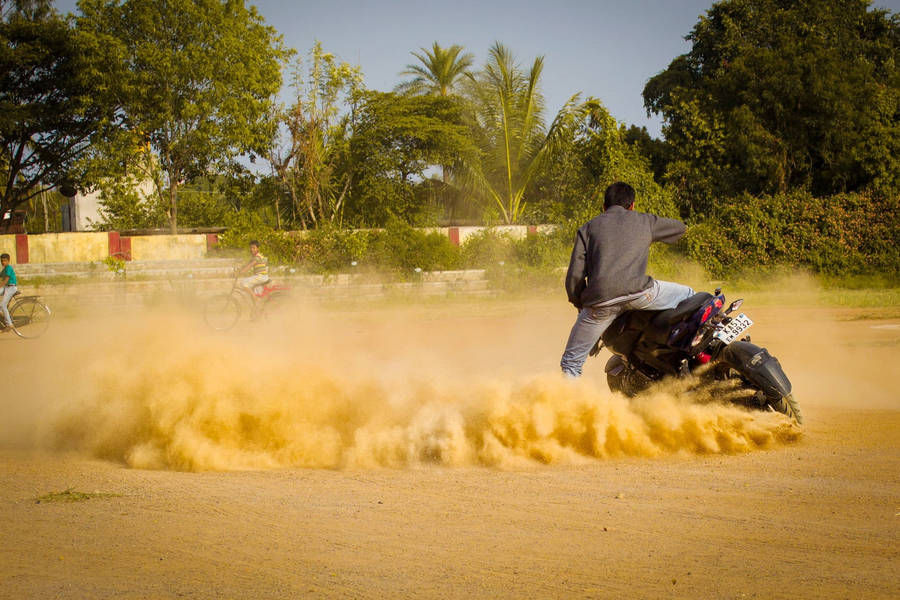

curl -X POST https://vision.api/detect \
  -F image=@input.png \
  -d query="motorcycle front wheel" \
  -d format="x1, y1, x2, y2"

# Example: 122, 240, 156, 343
768, 393, 803, 424
715, 364, 802, 424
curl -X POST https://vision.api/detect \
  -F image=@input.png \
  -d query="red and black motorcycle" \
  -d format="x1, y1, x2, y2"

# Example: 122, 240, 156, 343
593, 288, 802, 423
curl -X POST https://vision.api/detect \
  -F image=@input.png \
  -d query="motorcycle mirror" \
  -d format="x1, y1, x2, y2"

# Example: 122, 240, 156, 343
726, 299, 744, 314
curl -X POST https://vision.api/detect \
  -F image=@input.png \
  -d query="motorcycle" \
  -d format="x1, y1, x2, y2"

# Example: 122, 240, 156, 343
591, 288, 802, 424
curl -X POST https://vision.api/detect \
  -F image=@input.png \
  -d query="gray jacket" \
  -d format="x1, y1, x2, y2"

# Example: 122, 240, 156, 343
565, 205, 686, 308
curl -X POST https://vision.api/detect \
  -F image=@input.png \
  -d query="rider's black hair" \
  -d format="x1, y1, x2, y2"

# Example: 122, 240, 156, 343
603, 182, 636, 210
0, 253, 9, 260
249, 240, 260, 247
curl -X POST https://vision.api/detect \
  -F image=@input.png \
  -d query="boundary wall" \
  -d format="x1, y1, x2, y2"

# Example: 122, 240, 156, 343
0, 232, 221, 264
0, 225, 553, 264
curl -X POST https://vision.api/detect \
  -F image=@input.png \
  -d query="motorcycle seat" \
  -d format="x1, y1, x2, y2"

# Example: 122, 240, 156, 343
651, 292, 713, 328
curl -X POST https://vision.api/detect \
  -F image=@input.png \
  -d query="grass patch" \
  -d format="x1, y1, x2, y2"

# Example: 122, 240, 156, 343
34, 488, 122, 504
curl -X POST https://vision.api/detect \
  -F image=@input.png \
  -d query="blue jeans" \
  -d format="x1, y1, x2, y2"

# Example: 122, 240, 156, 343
560, 280, 695, 377
1, 285, 16, 327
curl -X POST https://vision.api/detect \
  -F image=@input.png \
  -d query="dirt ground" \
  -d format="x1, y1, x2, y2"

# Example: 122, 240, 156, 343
1, 288, 898, 599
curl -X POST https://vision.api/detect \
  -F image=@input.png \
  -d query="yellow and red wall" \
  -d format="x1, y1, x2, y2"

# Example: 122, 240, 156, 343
0, 232, 219, 263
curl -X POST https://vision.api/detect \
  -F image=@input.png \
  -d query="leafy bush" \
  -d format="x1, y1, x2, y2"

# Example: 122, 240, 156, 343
511, 228, 571, 269
293, 219, 461, 275
684, 190, 900, 279
217, 211, 295, 263
460, 229, 516, 267
455, 227, 570, 293
94, 179, 167, 231
217, 187, 899, 287
459, 227, 570, 270
369, 219, 460, 273
295, 226, 378, 272
176, 188, 231, 228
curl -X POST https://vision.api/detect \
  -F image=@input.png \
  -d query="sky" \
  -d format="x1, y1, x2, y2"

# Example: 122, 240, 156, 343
55, 0, 900, 139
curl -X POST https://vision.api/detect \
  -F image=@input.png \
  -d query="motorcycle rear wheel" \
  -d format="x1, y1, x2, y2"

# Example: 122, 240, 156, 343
605, 366, 651, 398
607, 372, 626, 395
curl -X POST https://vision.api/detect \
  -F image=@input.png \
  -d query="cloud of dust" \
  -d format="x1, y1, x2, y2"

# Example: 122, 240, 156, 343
720, 270, 900, 411
5, 265, 894, 471
10, 293, 805, 472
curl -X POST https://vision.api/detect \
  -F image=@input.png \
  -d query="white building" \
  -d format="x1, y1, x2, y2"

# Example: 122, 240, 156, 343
62, 189, 102, 231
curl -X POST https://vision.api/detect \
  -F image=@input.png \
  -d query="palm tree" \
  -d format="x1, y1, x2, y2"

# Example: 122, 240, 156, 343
464, 42, 600, 223
398, 42, 474, 97
1, 0, 53, 20
398, 42, 474, 199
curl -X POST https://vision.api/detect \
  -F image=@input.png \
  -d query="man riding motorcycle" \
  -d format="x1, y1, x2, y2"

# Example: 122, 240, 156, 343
560, 182, 694, 378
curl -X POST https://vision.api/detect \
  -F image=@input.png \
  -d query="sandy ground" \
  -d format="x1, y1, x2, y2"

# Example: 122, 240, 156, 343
0, 288, 898, 599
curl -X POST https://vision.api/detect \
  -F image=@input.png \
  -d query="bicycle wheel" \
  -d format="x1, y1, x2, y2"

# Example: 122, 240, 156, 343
10, 297, 51, 339
203, 294, 241, 331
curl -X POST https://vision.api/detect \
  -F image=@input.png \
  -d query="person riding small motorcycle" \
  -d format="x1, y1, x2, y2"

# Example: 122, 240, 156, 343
560, 182, 800, 423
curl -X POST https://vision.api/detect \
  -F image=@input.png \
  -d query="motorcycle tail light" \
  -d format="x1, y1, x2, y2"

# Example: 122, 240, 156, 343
697, 352, 712, 364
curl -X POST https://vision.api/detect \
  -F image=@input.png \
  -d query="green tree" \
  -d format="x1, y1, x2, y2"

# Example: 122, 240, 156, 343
344, 90, 476, 226
622, 125, 669, 183
77, 0, 289, 234
266, 42, 362, 229
94, 171, 166, 231
644, 0, 900, 215
526, 103, 679, 225
398, 41, 474, 192
463, 43, 600, 224
1, 0, 51, 20
398, 42, 474, 97
0, 0, 114, 231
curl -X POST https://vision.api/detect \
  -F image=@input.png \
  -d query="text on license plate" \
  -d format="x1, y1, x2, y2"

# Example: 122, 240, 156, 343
714, 313, 753, 344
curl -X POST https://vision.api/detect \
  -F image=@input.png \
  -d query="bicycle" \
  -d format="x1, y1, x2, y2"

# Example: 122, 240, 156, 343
3, 291, 51, 339
202, 272, 291, 331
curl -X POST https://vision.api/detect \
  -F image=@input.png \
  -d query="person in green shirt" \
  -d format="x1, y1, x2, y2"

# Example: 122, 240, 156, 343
0, 252, 17, 331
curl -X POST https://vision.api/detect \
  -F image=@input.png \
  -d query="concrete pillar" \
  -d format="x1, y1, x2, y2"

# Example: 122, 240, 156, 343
108, 231, 121, 257
120, 236, 132, 260
15, 234, 28, 264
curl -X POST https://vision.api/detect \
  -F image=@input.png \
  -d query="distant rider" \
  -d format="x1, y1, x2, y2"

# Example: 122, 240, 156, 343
560, 182, 695, 377
0, 252, 18, 331
237, 240, 269, 296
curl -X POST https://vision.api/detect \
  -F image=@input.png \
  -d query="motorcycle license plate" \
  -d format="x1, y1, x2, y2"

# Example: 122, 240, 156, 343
714, 313, 753, 344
